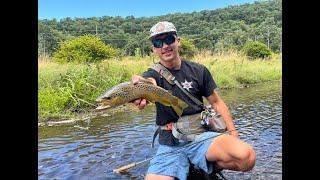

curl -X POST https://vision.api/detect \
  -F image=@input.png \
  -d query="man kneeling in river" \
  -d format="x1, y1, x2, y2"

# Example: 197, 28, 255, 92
131, 21, 256, 180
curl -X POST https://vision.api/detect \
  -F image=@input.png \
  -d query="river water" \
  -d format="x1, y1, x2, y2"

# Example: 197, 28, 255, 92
38, 81, 282, 180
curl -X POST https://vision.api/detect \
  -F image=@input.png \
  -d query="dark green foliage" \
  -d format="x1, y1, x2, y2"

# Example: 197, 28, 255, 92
39, 0, 281, 56
53, 35, 117, 63
38, 21, 74, 56
179, 38, 197, 59
241, 41, 272, 59
124, 32, 152, 56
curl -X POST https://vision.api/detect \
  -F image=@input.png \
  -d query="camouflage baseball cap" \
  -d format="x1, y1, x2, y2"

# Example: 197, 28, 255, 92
149, 21, 177, 39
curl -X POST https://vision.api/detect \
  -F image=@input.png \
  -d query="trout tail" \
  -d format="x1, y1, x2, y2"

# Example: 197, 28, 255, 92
172, 99, 189, 117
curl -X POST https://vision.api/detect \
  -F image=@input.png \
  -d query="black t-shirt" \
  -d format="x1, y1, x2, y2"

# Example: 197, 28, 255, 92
142, 60, 217, 125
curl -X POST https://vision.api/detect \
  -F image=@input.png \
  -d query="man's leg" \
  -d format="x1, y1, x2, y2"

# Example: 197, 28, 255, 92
145, 174, 174, 180
145, 144, 190, 180
206, 134, 256, 172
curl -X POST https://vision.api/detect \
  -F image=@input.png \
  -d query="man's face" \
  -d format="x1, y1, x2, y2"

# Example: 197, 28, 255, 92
151, 33, 180, 62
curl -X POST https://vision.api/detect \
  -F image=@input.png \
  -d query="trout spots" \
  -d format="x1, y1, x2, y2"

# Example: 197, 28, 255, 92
96, 81, 188, 114
146, 85, 153, 91
171, 97, 179, 106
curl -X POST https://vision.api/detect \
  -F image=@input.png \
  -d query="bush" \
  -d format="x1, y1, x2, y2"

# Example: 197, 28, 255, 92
241, 41, 271, 59
53, 35, 117, 63
179, 38, 198, 59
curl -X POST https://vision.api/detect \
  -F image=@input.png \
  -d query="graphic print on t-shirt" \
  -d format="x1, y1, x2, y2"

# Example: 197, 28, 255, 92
181, 79, 193, 91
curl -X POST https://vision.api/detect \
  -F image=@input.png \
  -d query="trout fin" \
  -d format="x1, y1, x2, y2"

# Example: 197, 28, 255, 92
172, 99, 189, 117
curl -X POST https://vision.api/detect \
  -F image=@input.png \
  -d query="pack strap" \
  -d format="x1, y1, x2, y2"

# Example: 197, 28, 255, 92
151, 123, 174, 148
151, 122, 197, 147
150, 63, 204, 109
151, 127, 160, 148
150, 62, 203, 147
172, 123, 197, 142
150, 63, 175, 85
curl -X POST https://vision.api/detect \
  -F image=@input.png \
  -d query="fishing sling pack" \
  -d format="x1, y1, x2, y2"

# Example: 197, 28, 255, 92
150, 62, 227, 147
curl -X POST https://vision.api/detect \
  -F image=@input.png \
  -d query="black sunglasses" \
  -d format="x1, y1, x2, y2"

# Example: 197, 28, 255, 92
152, 34, 177, 48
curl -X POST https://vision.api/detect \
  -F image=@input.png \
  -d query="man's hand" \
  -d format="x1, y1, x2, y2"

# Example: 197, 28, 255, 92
132, 99, 148, 110
229, 130, 239, 138
131, 75, 148, 110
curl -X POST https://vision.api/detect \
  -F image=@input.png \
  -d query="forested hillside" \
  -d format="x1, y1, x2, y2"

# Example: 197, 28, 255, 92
38, 0, 281, 57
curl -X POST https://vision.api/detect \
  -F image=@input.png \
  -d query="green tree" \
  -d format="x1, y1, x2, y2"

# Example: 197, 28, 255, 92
39, 0, 282, 55
124, 32, 151, 56
53, 35, 117, 63
179, 38, 198, 59
241, 41, 271, 59
194, 38, 214, 51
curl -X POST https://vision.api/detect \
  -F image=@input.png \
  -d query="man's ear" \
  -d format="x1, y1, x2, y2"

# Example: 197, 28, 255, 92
177, 37, 181, 47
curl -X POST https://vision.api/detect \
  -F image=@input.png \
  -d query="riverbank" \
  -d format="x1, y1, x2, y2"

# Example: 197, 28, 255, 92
38, 51, 281, 121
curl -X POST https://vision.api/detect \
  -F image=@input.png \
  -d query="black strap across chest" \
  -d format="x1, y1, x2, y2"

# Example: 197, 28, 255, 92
150, 62, 205, 148
150, 62, 205, 110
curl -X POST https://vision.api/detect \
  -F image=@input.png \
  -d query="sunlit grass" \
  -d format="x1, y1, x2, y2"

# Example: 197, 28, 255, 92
194, 50, 281, 88
38, 51, 281, 121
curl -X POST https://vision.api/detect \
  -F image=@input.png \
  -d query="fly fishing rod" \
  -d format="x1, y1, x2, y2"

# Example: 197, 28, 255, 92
113, 112, 282, 173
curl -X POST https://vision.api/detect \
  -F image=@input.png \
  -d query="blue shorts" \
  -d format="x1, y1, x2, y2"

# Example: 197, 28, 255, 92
146, 131, 220, 180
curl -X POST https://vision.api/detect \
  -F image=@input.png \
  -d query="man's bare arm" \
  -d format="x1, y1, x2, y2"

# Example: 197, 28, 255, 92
206, 91, 239, 138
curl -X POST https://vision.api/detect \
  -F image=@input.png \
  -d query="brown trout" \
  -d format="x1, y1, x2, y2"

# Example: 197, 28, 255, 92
95, 81, 188, 116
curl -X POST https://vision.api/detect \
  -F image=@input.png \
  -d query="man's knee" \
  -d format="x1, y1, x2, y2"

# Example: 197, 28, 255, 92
145, 174, 175, 180
238, 146, 256, 172
206, 135, 256, 171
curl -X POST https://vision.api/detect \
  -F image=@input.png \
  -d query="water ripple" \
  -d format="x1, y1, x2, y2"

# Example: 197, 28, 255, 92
39, 81, 282, 179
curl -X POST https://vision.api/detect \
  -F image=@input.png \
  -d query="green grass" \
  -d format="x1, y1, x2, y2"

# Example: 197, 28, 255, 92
38, 51, 282, 121
194, 51, 281, 88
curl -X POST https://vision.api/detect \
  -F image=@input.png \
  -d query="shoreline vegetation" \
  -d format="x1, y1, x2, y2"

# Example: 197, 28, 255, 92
38, 51, 282, 123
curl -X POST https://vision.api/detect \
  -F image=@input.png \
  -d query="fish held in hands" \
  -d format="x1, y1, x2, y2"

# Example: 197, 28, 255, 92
95, 81, 188, 116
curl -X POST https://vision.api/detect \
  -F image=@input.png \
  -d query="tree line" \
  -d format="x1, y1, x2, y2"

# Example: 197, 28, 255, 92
38, 0, 281, 57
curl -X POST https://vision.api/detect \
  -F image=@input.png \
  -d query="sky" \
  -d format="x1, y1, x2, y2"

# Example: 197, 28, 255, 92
38, 0, 260, 20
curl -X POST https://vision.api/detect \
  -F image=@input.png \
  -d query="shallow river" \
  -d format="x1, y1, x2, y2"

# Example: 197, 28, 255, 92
39, 81, 282, 179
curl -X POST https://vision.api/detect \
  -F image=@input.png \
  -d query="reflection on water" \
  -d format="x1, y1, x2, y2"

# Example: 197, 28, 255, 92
38, 81, 282, 180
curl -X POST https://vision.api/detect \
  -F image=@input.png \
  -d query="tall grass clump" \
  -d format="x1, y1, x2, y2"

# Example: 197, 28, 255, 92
38, 57, 155, 121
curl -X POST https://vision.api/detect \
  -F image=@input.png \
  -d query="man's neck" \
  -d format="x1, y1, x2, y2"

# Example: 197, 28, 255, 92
160, 57, 182, 70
